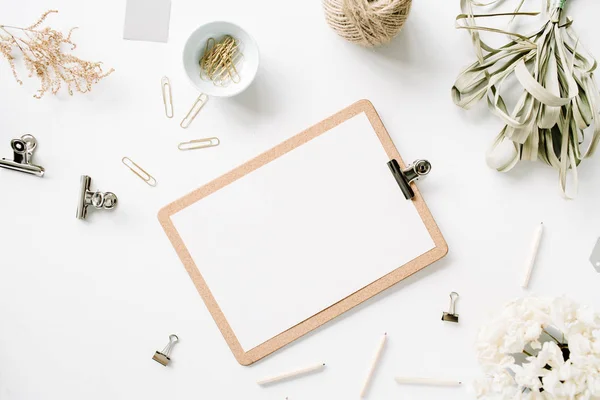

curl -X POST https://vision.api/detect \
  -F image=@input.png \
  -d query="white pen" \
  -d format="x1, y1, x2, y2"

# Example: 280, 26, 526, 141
522, 222, 544, 289
360, 333, 387, 398
257, 363, 325, 386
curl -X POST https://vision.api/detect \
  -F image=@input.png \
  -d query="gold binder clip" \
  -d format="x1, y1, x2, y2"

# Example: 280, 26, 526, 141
153, 334, 179, 366
180, 93, 209, 129
161, 76, 174, 118
122, 157, 157, 187
178, 137, 220, 151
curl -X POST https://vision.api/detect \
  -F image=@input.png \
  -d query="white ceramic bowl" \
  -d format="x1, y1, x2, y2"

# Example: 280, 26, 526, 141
182, 21, 259, 97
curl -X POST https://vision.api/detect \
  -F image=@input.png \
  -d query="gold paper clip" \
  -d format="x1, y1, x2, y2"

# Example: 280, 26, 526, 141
178, 137, 220, 151
180, 93, 209, 129
161, 76, 173, 118
122, 157, 157, 187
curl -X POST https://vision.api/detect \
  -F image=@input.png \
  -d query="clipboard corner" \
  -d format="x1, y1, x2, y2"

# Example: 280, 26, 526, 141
354, 98, 375, 111
235, 352, 254, 366
438, 240, 449, 259
157, 204, 173, 227
430, 239, 449, 263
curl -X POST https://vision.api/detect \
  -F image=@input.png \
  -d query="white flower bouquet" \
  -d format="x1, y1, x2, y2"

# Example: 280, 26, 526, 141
475, 297, 600, 399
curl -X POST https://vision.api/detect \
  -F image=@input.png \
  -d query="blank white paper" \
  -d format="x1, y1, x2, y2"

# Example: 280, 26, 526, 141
123, 0, 171, 43
171, 112, 435, 351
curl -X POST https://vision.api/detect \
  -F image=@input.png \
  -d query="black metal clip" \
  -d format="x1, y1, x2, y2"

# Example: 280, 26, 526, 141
387, 159, 431, 200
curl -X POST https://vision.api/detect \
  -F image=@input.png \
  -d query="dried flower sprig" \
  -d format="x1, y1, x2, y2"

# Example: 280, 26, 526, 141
0, 10, 113, 98
453, 0, 600, 198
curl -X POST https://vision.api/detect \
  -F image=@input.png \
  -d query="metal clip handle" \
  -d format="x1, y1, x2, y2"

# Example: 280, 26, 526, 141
387, 159, 431, 200
0, 134, 45, 177
76, 175, 118, 220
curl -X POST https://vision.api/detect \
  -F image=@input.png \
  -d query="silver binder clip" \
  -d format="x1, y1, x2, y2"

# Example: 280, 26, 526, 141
442, 292, 459, 323
0, 134, 45, 177
387, 159, 431, 200
153, 334, 179, 366
76, 175, 118, 220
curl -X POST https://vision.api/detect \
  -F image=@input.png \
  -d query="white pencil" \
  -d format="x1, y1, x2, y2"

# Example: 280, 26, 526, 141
395, 377, 462, 386
360, 333, 387, 398
257, 363, 325, 386
522, 222, 544, 289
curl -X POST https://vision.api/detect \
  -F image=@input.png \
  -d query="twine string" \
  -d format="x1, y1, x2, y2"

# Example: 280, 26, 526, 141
323, 0, 412, 47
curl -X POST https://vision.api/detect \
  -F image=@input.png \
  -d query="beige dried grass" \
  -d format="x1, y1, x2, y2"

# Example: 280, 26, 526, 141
0, 10, 113, 98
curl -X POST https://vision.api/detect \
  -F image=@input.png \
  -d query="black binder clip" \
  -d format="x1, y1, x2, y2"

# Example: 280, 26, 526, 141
387, 159, 431, 200
0, 134, 45, 177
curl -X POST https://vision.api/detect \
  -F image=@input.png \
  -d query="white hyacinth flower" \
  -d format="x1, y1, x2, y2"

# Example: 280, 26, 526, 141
474, 297, 600, 399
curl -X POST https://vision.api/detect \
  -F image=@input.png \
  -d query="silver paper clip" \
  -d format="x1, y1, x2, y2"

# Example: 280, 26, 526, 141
178, 137, 220, 151
122, 157, 157, 187
161, 76, 173, 118
76, 175, 118, 220
180, 93, 209, 129
153, 334, 179, 366
0, 134, 45, 177
442, 292, 459, 323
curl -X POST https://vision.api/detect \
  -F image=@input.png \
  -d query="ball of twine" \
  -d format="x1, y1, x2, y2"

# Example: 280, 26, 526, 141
323, 0, 412, 47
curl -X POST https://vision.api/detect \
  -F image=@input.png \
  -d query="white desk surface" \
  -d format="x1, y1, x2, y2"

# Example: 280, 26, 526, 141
1, 1, 599, 399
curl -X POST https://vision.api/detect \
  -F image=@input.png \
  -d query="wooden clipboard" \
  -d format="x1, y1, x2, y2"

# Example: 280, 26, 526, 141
158, 99, 448, 365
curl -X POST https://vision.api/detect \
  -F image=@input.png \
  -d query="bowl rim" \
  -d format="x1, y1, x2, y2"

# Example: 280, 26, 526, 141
182, 20, 260, 98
